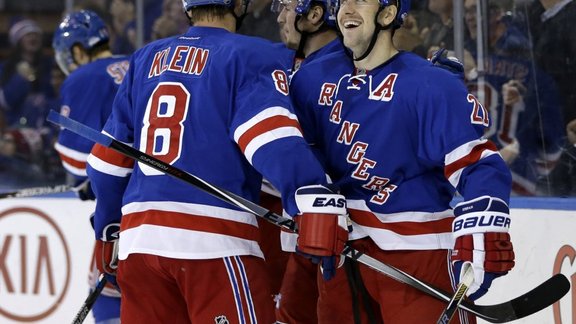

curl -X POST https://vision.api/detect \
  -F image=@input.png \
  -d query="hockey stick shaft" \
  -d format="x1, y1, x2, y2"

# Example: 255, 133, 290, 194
47, 111, 570, 323
71, 275, 107, 324
0, 184, 72, 199
437, 264, 474, 324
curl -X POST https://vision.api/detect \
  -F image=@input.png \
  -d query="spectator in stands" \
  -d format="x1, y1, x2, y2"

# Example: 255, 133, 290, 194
0, 18, 65, 190
463, 0, 565, 196
109, 0, 136, 54
160, 0, 191, 34
239, 0, 282, 42
527, 0, 576, 129
526, 0, 576, 197
413, 0, 454, 57
150, 15, 181, 41
0, 18, 54, 128
150, 0, 191, 41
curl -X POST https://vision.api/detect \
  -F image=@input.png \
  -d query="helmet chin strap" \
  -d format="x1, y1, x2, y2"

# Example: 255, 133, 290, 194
352, 7, 394, 61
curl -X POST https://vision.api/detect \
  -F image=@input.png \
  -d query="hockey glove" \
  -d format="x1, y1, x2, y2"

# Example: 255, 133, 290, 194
72, 178, 96, 201
294, 185, 349, 281
429, 48, 465, 79
451, 196, 515, 300
95, 223, 121, 290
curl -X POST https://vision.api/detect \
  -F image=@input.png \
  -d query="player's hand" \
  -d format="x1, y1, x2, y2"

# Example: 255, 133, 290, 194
502, 80, 526, 106
95, 223, 120, 290
451, 196, 515, 300
429, 48, 465, 79
294, 185, 349, 281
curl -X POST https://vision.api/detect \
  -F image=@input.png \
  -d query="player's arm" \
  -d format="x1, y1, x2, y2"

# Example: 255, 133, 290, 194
230, 46, 348, 279
86, 65, 136, 238
419, 72, 515, 300
86, 69, 135, 289
55, 76, 101, 200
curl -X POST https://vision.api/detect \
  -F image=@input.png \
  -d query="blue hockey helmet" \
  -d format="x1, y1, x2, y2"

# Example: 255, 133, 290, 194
52, 10, 109, 75
272, 0, 338, 26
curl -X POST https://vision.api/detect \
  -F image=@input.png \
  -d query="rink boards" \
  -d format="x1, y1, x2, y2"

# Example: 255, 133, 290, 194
0, 197, 574, 323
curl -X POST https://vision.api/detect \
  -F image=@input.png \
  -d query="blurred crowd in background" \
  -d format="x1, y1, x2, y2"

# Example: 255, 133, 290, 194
0, 0, 575, 196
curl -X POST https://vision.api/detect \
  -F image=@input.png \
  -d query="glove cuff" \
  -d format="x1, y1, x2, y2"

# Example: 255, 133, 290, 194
295, 185, 346, 215
452, 211, 510, 238
452, 196, 511, 238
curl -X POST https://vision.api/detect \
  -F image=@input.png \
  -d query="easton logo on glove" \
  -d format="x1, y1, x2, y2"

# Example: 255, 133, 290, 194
312, 197, 346, 208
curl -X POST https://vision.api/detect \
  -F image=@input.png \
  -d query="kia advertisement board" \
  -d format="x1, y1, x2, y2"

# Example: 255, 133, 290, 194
0, 197, 574, 323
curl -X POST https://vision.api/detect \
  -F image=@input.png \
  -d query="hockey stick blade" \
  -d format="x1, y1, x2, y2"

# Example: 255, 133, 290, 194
464, 273, 570, 323
0, 184, 72, 199
71, 275, 107, 324
437, 263, 474, 324
48, 111, 571, 323
344, 244, 570, 323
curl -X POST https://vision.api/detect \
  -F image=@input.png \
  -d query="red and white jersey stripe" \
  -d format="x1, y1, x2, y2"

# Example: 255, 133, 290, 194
234, 106, 303, 164
54, 142, 90, 177
87, 140, 135, 177
445, 138, 500, 188
347, 199, 454, 250
118, 201, 264, 260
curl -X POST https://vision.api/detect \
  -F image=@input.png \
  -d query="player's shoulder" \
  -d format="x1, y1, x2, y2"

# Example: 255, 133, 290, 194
392, 51, 464, 87
65, 56, 120, 83
294, 49, 351, 81
131, 35, 178, 59
229, 34, 290, 60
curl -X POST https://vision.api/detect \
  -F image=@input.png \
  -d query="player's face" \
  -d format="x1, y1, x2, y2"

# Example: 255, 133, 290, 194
337, 0, 379, 55
464, 0, 478, 40
428, 0, 451, 16
276, 0, 302, 49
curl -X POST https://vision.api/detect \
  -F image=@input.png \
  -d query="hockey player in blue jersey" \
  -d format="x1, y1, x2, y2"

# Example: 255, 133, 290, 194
85, 0, 349, 322
290, 0, 515, 322
272, 0, 379, 323
52, 10, 129, 324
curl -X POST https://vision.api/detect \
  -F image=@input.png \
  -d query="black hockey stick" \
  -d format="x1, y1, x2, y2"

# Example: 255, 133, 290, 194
0, 184, 72, 199
47, 110, 570, 323
437, 263, 474, 324
71, 275, 107, 324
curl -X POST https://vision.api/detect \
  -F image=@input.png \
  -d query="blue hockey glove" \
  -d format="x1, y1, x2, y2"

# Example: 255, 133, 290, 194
294, 185, 349, 281
430, 48, 465, 80
451, 196, 515, 300
95, 223, 121, 291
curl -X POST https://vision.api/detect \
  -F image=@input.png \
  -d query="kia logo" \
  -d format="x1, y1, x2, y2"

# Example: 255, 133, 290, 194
0, 207, 71, 321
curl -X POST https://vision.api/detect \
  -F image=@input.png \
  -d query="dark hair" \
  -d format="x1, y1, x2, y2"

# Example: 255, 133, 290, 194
187, 5, 234, 25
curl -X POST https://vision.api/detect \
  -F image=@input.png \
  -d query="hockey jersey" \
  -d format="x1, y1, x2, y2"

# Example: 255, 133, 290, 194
291, 50, 512, 250
55, 56, 129, 181
86, 27, 329, 261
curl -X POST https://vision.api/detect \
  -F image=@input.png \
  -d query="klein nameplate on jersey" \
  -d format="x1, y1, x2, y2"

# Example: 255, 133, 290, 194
148, 45, 209, 78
